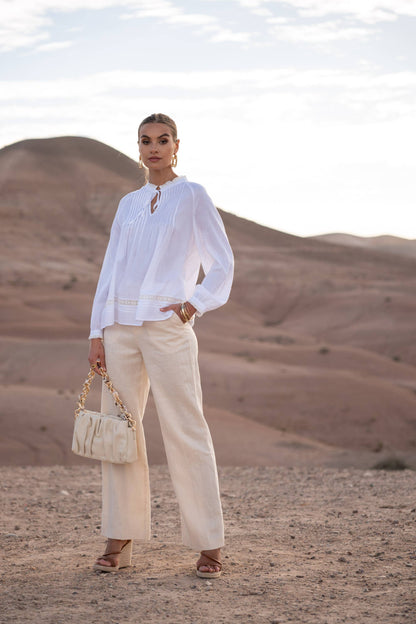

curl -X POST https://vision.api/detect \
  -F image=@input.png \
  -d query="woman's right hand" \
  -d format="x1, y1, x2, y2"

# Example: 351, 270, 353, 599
88, 338, 107, 375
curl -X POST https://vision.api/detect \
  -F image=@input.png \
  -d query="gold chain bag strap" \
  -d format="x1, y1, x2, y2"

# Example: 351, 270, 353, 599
72, 367, 138, 464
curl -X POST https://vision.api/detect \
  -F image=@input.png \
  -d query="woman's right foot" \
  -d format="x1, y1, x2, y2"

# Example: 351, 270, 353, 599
196, 548, 222, 578
94, 539, 131, 571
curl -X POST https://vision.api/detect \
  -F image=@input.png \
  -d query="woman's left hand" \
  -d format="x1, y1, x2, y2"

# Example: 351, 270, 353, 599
160, 302, 196, 323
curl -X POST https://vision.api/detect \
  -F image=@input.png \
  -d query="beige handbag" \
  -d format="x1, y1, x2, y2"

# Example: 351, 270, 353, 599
72, 367, 138, 464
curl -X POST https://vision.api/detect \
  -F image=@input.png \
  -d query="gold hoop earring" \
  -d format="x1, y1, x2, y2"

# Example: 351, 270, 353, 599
139, 155, 143, 169
171, 153, 178, 168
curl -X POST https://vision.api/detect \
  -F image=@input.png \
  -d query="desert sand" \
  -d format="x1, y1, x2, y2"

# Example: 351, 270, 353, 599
1, 465, 415, 624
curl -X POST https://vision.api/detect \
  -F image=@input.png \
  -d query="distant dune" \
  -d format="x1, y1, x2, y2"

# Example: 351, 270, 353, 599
1, 136, 415, 468
311, 232, 416, 260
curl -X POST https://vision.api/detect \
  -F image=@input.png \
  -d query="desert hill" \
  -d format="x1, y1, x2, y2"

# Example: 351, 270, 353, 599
311, 232, 416, 260
0, 136, 415, 468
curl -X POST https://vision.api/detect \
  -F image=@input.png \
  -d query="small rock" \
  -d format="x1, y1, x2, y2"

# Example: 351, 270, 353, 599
60, 490, 69, 496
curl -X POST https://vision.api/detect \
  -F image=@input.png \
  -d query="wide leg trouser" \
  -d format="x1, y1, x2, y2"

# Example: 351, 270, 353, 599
100, 314, 225, 551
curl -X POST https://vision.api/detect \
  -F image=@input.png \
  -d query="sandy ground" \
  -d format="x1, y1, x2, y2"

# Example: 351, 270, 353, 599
1, 465, 415, 624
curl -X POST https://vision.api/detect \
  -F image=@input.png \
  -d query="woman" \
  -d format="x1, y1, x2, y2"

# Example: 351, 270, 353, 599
88, 113, 234, 577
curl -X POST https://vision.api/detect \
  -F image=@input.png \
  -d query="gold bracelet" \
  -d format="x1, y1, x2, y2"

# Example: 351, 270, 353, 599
184, 302, 195, 320
180, 303, 190, 322
178, 304, 186, 323
180, 303, 188, 322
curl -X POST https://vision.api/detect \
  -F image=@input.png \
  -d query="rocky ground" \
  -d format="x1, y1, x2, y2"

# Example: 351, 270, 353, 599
1, 465, 415, 624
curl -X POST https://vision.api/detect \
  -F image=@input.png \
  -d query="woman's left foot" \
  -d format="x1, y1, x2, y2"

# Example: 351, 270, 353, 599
196, 548, 222, 578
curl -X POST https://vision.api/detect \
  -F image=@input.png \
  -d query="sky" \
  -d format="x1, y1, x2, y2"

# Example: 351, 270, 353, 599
1, 0, 415, 239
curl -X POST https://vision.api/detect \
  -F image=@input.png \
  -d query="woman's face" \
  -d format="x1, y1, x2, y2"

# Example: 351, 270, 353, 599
138, 122, 179, 171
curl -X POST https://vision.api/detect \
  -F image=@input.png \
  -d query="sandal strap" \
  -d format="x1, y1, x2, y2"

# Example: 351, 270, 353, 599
199, 553, 222, 569
100, 550, 122, 558
100, 540, 130, 559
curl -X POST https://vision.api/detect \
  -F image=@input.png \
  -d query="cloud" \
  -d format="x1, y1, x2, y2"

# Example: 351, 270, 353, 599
205, 0, 415, 46
250, 7, 274, 17
0, 1, 50, 52
0, 0, 252, 52
121, 0, 182, 20
205, 26, 254, 43
284, 0, 416, 24
234, 0, 416, 23
121, 1, 253, 43
1, 67, 416, 97
268, 19, 375, 43
0, 0, 96, 51
3, 0, 413, 54
35, 40, 74, 52
1, 68, 415, 131
163, 13, 216, 25
121, 0, 216, 25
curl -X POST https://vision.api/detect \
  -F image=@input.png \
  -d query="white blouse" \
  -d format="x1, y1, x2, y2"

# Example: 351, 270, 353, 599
89, 176, 234, 339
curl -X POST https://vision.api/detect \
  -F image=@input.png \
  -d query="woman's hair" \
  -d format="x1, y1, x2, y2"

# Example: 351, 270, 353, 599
138, 113, 178, 141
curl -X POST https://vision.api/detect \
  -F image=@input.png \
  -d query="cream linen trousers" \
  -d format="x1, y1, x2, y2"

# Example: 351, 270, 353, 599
100, 315, 225, 551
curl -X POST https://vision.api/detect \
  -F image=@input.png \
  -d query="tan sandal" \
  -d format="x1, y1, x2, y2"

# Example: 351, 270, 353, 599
196, 552, 222, 579
93, 539, 132, 573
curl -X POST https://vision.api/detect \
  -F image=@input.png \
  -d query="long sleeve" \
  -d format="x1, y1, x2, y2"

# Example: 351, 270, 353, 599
89, 213, 121, 339
188, 186, 234, 316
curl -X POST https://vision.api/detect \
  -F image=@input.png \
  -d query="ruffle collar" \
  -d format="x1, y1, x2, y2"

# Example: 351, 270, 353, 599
145, 175, 187, 191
